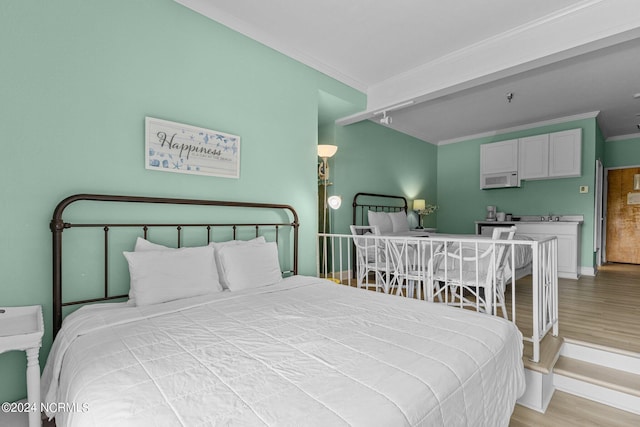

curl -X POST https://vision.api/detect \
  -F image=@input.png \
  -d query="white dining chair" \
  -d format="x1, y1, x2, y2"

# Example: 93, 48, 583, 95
387, 238, 431, 299
350, 225, 396, 293
429, 227, 516, 318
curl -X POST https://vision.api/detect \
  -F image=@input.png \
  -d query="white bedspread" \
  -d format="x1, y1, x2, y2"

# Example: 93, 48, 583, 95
42, 276, 525, 427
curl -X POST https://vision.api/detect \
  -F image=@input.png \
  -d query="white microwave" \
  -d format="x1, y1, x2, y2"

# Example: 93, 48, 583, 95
481, 171, 520, 189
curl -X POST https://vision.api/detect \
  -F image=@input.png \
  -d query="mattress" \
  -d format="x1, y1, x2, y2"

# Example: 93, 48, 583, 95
41, 276, 525, 427
433, 235, 533, 279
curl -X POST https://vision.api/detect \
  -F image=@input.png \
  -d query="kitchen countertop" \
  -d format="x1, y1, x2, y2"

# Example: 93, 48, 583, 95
475, 214, 584, 225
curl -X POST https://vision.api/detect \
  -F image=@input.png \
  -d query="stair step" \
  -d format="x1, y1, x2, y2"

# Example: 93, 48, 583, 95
554, 356, 640, 397
562, 338, 640, 375
523, 334, 563, 374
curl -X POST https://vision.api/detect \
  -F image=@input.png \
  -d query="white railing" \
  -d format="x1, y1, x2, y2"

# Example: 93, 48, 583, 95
317, 233, 559, 363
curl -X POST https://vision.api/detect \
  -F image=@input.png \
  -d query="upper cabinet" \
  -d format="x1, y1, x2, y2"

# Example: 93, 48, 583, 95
519, 134, 549, 179
518, 128, 582, 180
548, 129, 582, 178
480, 139, 518, 174
480, 128, 582, 190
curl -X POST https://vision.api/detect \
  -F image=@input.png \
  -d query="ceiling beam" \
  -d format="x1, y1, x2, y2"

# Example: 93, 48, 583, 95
338, 0, 640, 127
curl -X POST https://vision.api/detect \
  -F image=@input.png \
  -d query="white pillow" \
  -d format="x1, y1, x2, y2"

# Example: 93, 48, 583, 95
128, 237, 172, 305
209, 236, 266, 289
123, 246, 220, 306
208, 236, 266, 250
367, 211, 393, 234
134, 237, 172, 252
388, 211, 410, 232
136, 236, 264, 252
128, 237, 223, 304
217, 242, 282, 291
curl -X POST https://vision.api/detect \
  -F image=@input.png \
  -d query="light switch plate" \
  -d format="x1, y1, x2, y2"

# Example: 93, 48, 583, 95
579, 185, 589, 193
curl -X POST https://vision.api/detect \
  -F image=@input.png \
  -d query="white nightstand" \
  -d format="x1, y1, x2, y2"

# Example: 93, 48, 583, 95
0, 306, 44, 427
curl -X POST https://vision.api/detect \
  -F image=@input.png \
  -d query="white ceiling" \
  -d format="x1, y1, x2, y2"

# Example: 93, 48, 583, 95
176, 0, 640, 144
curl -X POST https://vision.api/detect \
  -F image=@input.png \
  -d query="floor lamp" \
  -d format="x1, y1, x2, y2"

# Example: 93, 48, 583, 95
318, 144, 338, 235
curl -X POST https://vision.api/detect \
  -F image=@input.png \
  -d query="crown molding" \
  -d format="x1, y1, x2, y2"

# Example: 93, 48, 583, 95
606, 133, 640, 142
174, 0, 368, 92
437, 111, 600, 146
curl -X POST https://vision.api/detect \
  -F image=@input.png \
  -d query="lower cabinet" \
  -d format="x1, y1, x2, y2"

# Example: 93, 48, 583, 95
514, 223, 581, 279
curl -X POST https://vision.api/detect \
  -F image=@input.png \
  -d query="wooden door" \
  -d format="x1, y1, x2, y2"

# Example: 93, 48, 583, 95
606, 167, 640, 263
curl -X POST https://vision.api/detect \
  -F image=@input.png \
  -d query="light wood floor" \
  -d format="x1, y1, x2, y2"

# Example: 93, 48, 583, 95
509, 262, 640, 425
507, 262, 640, 354
510, 390, 640, 426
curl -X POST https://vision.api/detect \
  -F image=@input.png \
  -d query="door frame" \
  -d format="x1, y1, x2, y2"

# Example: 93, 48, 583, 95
594, 159, 603, 268
602, 164, 640, 264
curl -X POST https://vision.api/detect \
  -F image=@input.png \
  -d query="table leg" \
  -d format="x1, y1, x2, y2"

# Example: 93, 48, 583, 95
25, 347, 40, 427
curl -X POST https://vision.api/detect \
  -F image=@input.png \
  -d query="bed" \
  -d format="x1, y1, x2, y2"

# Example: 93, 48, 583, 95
42, 194, 525, 426
352, 192, 533, 279
352, 192, 432, 238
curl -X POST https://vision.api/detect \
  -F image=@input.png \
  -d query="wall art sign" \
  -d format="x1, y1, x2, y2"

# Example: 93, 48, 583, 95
145, 117, 240, 178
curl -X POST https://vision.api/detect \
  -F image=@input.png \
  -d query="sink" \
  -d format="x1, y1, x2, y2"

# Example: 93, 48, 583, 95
516, 215, 583, 223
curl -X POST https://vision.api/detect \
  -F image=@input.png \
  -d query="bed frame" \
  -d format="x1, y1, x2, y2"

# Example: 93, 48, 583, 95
50, 194, 299, 336
350, 193, 408, 277
352, 192, 408, 227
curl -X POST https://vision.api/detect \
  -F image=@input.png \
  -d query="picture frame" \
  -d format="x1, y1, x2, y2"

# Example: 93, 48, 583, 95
145, 117, 240, 178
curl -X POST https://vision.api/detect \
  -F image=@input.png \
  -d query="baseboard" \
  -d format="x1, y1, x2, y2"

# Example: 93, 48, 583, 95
579, 266, 595, 276
558, 272, 579, 279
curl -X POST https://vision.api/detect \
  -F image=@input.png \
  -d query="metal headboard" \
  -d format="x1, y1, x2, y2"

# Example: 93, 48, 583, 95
351, 193, 408, 278
352, 192, 408, 227
50, 194, 299, 336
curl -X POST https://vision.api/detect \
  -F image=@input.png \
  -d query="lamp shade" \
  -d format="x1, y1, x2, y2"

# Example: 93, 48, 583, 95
413, 199, 426, 211
317, 144, 338, 158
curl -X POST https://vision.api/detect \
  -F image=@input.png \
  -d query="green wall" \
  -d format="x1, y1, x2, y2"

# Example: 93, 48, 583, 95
5, 0, 635, 407
329, 121, 438, 234
0, 0, 364, 402
436, 118, 598, 271
604, 136, 640, 168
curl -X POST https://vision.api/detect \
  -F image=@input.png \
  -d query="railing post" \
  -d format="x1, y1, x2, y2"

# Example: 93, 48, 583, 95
552, 238, 559, 336
531, 240, 540, 363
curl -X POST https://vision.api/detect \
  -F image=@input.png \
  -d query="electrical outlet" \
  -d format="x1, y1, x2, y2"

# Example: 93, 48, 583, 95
579, 185, 589, 193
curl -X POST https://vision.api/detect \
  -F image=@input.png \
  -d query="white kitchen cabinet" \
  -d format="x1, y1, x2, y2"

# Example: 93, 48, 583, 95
519, 134, 549, 179
515, 222, 581, 279
475, 221, 582, 279
549, 128, 581, 177
480, 139, 518, 174
518, 129, 581, 180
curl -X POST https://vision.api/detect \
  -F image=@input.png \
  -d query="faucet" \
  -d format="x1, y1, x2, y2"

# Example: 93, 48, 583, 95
543, 213, 560, 221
